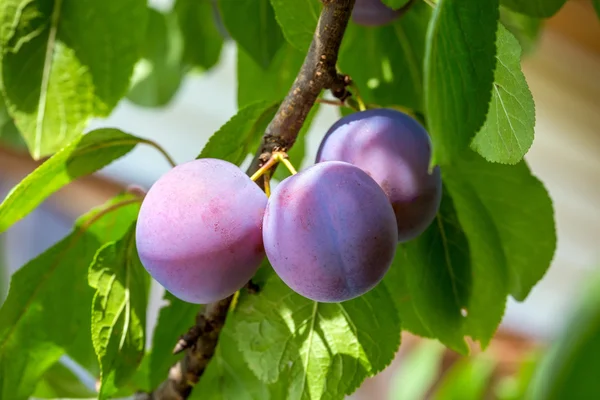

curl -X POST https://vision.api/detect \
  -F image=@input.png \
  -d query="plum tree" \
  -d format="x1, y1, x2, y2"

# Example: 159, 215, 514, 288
263, 161, 398, 303
135, 158, 267, 304
352, 0, 401, 26
316, 108, 442, 242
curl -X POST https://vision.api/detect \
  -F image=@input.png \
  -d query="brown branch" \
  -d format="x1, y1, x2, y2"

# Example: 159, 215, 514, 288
136, 1, 356, 399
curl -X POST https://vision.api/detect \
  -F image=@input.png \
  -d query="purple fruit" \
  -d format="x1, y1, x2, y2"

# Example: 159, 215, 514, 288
316, 108, 442, 242
263, 161, 398, 303
352, 0, 401, 27
136, 158, 266, 304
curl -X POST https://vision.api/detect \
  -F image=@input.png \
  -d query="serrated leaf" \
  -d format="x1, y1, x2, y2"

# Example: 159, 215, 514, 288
149, 291, 200, 390
424, 0, 498, 165
218, 0, 284, 69
472, 24, 535, 164
500, 7, 542, 56
382, 0, 410, 8
89, 226, 149, 399
232, 270, 401, 399
432, 355, 496, 400
339, 2, 431, 112
443, 151, 556, 301
500, 0, 567, 18
175, 0, 224, 70
197, 101, 280, 165
0, 0, 147, 159
127, 8, 185, 108
269, 0, 321, 52
33, 360, 96, 398
0, 195, 141, 400
0, 128, 147, 234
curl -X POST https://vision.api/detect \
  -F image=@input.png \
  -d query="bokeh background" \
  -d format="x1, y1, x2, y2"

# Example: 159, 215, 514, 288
0, 0, 599, 398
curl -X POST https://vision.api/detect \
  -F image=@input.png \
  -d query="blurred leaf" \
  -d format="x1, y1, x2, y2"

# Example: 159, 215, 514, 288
340, 2, 431, 112
197, 101, 280, 165
594, 0, 600, 20
33, 360, 96, 398
500, 7, 542, 56
472, 24, 535, 164
232, 269, 401, 399
432, 356, 496, 400
500, 0, 567, 18
89, 226, 149, 399
495, 352, 540, 400
0, 128, 145, 234
127, 8, 185, 108
424, 0, 498, 165
388, 340, 445, 400
528, 272, 600, 400
0, 0, 147, 159
218, 0, 284, 69
176, 0, 224, 70
0, 195, 141, 400
269, 0, 321, 52
149, 292, 200, 390
382, 0, 411, 8
443, 151, 556, 302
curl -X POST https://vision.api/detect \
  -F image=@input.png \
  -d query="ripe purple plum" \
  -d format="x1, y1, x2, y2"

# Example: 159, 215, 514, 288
135, 158, 267, 304
316, 108, 442, 242
352, 0, 401, 27
263, 161, 398, 303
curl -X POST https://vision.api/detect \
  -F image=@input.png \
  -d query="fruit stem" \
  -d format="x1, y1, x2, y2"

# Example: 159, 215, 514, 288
249, 155, 278, 182
264, 171, 272, 197
278, 155, 298, 175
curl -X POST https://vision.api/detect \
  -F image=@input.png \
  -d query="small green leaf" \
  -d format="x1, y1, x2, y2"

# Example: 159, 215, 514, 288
149, 292, 200, 390
432, 355, 496, 400
33, 360, 96, 398
0, 195, 141, 400
424, 0, 499, 165
197, 101, 280, 165
500, 0, 567, 18
269, 0, 321, 52
444, 151, 556, 301
218, 0, 284, 69
89, 226, 149, 399
127, 8, 185, 108
472, 24, 536, 164
0, 128, 148, 234
232, 269, 401, 399
382, 0, 411, 8
175, 0, 224, 70
500, 7, 542, 56
0, 0, 147, 159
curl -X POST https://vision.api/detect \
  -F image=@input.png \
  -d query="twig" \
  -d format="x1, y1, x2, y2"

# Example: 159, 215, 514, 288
137, 1, 356, 399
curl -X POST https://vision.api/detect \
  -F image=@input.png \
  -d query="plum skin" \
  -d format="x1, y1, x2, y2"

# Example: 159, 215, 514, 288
135, 158, 267, 304
316, 108, 442, 243
263, 161, 398, 303
352, 0, 401, 27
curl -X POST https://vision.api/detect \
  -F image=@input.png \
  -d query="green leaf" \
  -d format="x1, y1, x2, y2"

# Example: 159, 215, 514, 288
127, 8, 185, 108
33, 360, 96, 398
500, 0, 567, 18
269, 0, 321, 52
443, 151, 556, 301
89, 225, 149, 399
594, 0, 600, 20
197, 101, 280, 165
218, 0, 284, 69
500, 7, 542, 56
175, 0, 224, 70
388, 340, 445, 400
495, 353, 539, 400
232, 270, 401, 399
382, 0, 411, 8
424, 0, 499, 165
432, 356, 496, 400
528, 273, 600, 399
339, 2, 431, 112
0, 195, 141, 400
0, 0, 147, 159
0, 128, 147, 234
471, 24, 535, 164
149, 291, 200, 390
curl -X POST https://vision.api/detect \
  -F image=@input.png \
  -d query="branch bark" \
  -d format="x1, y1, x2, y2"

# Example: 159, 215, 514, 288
137, 1, 355, 399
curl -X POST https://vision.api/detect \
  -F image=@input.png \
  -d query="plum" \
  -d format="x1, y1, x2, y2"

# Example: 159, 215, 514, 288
316, 108, 442, 242
135, 158, 267, 304
263, 161, 398, 303
352, 0, 401, 27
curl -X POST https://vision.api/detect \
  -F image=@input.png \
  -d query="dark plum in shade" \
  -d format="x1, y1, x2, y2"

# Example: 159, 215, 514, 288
135, 158, 267, 304
352, 0, 401, 27
263, 161, 398, 303
316, 108, 442, 242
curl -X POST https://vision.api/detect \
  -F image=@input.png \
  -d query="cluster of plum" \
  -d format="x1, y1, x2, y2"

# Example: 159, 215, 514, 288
136, 109, 441, 304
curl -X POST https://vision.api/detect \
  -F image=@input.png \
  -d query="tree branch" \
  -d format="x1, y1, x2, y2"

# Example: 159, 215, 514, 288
137, 1, 355, 399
